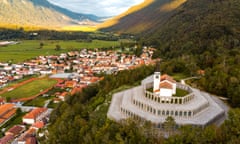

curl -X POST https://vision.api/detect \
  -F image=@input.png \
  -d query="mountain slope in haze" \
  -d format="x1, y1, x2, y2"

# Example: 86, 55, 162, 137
32, 0, 99, 22
99, 0, 187, 34
0, 0, 99, 30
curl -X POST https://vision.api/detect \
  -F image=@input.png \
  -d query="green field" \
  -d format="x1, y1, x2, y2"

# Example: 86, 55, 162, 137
174, 88, 189, 97
1, 78, 57, 100
23, 96, 54, 107
0, 40, 120, 63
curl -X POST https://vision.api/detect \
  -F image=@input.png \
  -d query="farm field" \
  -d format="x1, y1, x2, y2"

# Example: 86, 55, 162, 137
0, 40, 120, 63
0, 78, 58, 100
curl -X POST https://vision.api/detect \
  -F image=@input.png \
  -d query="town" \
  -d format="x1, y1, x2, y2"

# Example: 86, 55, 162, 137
0, 47, 155, 144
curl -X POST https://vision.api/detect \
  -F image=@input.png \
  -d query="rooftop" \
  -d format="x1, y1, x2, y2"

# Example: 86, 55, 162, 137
23, 108, 47, 119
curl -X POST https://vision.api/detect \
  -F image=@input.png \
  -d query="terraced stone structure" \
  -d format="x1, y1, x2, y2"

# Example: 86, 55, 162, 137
108, 74, 225, 127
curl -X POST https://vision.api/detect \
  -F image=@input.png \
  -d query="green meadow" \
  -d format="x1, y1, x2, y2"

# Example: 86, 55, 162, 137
1, 78, 57, 100
0, 40, 120, 63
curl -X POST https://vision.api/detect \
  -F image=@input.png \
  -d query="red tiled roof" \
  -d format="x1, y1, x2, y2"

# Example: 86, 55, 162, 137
161, 74, 176, 83
0, 118, 5, 124
26, 136, 37, 144
160, 81, 173, 89
23, 108, 47, 120
60, 92, 68, 97
64, 81, 77, 88
0, 135, 14, 144
32, 121, 44, 129
5, 125, 25, 136
0, 104, 15, 116
71, 87, 82, 95
2, 108, 16, 119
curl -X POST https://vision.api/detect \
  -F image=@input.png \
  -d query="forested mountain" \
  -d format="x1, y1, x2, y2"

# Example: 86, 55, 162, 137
102, 0, 240, 106
0, 0, 99, 30
99, 0, 187, 34
141, 0, 240, 107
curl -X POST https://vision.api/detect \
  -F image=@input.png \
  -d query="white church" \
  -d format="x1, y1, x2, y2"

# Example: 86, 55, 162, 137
107, 67, 226, 127
153, 71, 176, 97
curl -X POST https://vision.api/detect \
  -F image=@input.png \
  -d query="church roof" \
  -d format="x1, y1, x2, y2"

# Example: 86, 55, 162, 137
161, 74, 176, 83
160, 81, 173, 89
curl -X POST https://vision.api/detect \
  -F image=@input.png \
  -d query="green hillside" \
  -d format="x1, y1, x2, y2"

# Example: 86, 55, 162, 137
143, 0, 240, 107
102, 0, 240, 106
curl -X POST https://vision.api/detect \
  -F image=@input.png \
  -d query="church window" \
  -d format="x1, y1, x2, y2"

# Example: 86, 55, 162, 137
166, 110, 169, 115
158, 110, 161, 115
175, 111, 178, 116
162, 111, 165, 115
188, 111, 192, 116
184, 111, 187, 116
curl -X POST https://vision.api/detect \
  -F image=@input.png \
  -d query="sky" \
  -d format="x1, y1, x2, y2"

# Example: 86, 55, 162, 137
47, 0, 145, 17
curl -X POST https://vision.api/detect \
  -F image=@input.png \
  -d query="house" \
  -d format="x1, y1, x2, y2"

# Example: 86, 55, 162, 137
17, 128, 37, 144
58, 92, 68, 101
64, 80, 77, 88
0, 134, 14, 144
31, 121, 45, 130
22, 108, 48, 125
25, 136, 37, 144
0, 104, 16, 126
5, 125, 25, 137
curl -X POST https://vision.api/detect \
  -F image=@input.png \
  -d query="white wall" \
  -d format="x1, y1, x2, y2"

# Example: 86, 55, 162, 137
159, 88, 172, 97
23, 118, 35, 125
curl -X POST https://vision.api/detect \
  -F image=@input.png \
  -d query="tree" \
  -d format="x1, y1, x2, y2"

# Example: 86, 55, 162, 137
39, 42, 44, 49
55, 44, 61, 51
163, 116, 176, 137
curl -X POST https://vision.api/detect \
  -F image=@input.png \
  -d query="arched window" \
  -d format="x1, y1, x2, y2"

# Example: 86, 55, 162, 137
188, 111, 192, 117
158, 110, 161, 115
184, 111, 187, 116
175, 111, 178, 116
166, 110, 169, 115
180, 111, 183, 116
162, 110, 165, 115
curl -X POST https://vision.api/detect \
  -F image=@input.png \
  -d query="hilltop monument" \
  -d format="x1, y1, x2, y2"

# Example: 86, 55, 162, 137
107, 65, 226, 127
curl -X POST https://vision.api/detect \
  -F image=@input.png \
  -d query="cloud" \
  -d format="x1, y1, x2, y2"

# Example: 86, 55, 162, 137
47, 0, 144, 17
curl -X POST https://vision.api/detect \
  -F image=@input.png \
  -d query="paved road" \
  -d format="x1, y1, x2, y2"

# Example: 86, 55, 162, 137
44, 100, 51, 108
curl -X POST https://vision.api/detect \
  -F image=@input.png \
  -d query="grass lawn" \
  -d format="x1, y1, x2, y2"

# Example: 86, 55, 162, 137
174, 88, 189, 97
47, 100, 60, 109
0, 75, 37, 91
23, 96, 54, 107
147, 88, 189, 97
1, 78, 57, 100
0, 40, 120, 63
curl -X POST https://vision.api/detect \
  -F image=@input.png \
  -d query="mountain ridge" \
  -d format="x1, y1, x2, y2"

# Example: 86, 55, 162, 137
99, 0, 187, 34
0, 0, 100, 30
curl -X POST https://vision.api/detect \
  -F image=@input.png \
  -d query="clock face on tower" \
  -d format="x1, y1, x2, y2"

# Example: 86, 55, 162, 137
155, 75, 159, 79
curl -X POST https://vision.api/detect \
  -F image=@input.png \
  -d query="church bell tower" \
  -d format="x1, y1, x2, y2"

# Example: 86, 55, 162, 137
153, 62, 161, 92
